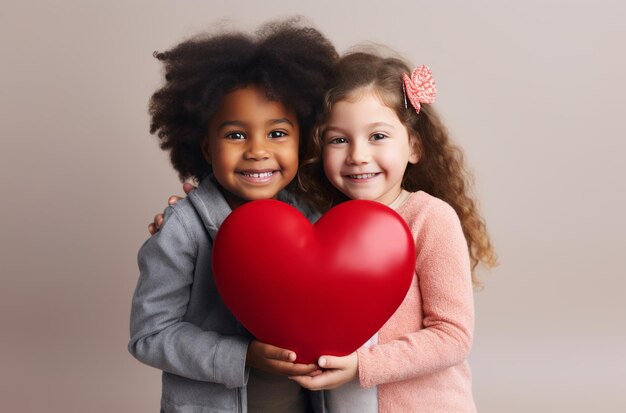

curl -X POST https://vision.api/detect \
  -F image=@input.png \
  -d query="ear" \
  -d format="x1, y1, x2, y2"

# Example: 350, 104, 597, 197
201, 138, 212, 164
408, 133, 420, 164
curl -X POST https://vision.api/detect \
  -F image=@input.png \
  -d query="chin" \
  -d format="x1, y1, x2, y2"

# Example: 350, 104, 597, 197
244, 188, 281, 201
345, 190, 378, 201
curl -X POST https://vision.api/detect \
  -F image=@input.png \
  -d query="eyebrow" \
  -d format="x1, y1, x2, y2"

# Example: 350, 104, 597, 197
368, 122, 396, 129
217, 118, 294, 131
324, 122, 396, 134
269, 118, 294, 127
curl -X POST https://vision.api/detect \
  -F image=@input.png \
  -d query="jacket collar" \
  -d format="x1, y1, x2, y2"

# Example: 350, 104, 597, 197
188, 175, 321, 240
188, 176, 232, 241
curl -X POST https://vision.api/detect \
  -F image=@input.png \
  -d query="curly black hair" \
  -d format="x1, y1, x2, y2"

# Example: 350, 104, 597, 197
148, 18, 338, 182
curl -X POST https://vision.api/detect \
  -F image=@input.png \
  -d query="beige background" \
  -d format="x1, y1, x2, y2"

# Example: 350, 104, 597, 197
1, 1, 625, 412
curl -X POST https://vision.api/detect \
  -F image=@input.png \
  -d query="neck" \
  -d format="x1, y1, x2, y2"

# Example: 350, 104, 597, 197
215, 183, 249, 211
387, 189, 410, 211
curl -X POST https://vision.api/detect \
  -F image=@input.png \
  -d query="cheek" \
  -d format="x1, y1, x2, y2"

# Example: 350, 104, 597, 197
392, 142, 413, 162
383, 149, 403, 165
280, 141, 300, 169
322, 148, 340, 175
212, 146, 236, 167
375, 147, 406, 177
322, 149, 348, 190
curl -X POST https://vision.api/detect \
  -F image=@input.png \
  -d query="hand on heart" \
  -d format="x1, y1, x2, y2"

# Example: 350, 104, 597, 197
213, 199, 415, 363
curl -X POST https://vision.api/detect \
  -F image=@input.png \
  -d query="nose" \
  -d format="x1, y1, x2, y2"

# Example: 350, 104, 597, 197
244, 134, 270, 160
346, 140, 371, 165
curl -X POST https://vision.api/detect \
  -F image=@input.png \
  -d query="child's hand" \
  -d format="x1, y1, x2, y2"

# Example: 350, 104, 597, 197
289, 352, 358, 390
246, 339, 319, 376
148, 182, 197, 234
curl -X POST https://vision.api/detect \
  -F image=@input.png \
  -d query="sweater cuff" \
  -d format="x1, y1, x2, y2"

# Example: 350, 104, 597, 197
357, 347, 376, 388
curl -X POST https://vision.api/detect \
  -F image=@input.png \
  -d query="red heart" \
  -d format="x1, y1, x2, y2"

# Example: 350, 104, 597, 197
213, 199, 415, 363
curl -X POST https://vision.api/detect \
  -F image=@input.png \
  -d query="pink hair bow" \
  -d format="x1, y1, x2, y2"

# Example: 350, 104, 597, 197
402, 65, 437, 113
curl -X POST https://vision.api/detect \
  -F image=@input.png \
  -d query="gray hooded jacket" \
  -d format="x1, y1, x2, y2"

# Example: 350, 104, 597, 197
128, 176, 322, 412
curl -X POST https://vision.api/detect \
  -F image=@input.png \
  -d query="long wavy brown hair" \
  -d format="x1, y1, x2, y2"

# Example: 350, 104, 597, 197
298, 51, 498, 286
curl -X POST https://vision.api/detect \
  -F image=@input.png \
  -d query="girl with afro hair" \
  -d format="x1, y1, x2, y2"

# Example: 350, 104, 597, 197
129, 19, 337, 413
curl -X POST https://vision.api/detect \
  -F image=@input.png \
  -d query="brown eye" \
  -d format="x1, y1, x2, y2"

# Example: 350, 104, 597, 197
328, 137, 348, 144
226, 132, 245, 140
269, 131, 287, 139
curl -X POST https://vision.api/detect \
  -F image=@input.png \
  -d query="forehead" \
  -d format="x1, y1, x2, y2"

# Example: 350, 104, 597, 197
328, 90, 400, 126
211, 86, 297, 124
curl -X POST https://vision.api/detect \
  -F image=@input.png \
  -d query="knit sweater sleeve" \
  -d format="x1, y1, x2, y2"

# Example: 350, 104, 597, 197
356, 198, 474, 387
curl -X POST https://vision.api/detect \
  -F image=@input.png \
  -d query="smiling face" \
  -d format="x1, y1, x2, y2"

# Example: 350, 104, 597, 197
203, 85, 300, 209
322, 89, 419, 205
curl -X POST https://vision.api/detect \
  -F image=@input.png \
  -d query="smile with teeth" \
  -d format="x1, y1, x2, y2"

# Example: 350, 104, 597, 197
346, 173, 380, 179
239, 171, 275, 178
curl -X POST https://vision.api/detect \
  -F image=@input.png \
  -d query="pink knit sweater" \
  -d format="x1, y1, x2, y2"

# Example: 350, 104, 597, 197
356, 191, 476, 412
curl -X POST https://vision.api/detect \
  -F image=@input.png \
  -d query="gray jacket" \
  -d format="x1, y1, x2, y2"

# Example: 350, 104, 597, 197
128, 177, 322, 413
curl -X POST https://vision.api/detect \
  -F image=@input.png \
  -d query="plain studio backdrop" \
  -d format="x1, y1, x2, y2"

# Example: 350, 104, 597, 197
1, 1, 624, 412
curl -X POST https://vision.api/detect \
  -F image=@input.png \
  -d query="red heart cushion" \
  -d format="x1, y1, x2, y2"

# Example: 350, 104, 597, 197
213, 199, 415, 363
